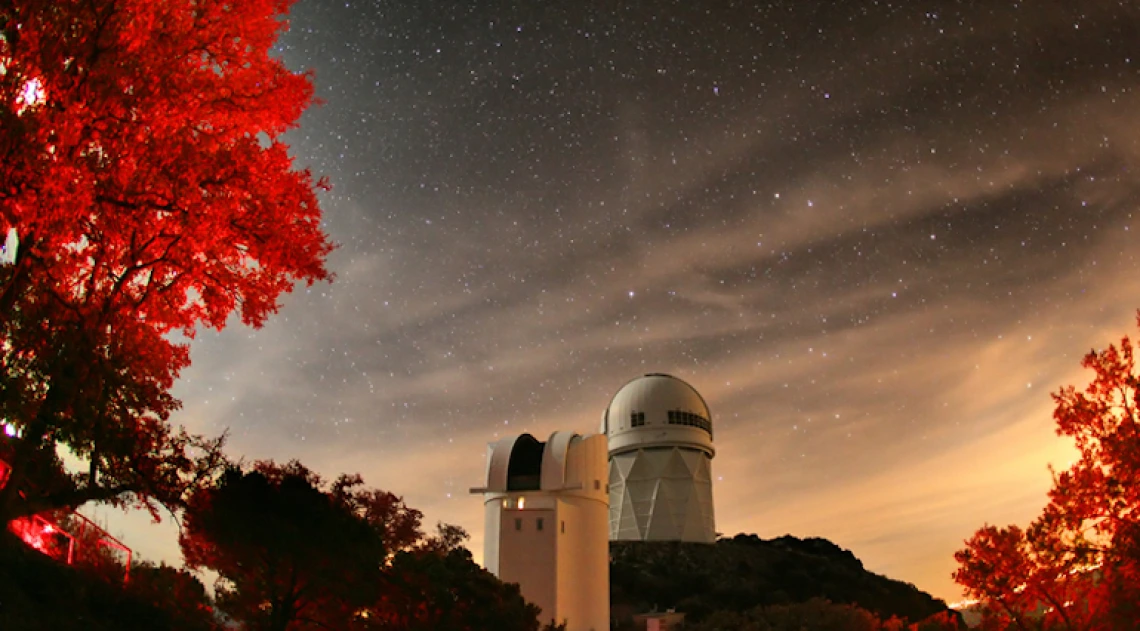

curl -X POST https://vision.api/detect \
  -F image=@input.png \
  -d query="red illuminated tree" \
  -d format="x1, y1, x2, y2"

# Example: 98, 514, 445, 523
0, 0, 332, 524
953, 520, 1091, 630
954, 312, 1140, 628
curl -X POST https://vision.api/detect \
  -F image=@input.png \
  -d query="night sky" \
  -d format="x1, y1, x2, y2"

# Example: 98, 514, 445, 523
97, 0, 1140, 602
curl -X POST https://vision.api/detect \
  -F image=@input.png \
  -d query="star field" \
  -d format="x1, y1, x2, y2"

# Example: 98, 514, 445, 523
99, 0, 1140, 601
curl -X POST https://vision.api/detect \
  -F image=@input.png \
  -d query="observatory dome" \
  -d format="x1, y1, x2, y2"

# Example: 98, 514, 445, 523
601, 373, 714, 457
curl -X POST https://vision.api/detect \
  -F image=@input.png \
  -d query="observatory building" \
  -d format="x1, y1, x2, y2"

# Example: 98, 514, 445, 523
473, 374, 717, 629
602, 373, 716, 543
472, 431, 610, 631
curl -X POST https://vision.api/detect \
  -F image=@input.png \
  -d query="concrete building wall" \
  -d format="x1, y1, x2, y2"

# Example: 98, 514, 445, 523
499, 505, 558, 623
475, 432, 610, 631
555, 435, 610, 631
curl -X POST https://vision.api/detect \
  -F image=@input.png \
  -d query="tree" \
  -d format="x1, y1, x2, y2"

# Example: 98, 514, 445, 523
422, 521, 471, 554
351, 486, 426, 557
364, 546, 545, 631
0, 0, 332, 525
913, 611, 966, 631
183, 460, 558, 631
953, 523, 1090, 630
1, 528, 219, 630
684, 598, 895, 631
954, 312, 1140, 629
180, 461, 386, 631
126, 561, 219, 631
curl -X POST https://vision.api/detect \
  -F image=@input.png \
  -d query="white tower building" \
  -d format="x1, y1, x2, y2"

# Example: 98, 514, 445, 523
602, 373, 716, 543
472, 431, 610, 631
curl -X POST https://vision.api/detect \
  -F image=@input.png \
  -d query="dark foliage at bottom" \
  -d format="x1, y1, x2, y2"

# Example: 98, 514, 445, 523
0, 532, 216, 631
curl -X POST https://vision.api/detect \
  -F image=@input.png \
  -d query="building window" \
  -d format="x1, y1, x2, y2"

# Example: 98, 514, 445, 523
594, 480, 601, 490
561, 521, 566, 534
630, 411, 646, 427
515, 518, 522, 531
536, 518, 544, 531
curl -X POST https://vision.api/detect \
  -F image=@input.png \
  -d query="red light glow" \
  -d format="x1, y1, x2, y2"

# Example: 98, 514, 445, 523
1, 455, 132, 581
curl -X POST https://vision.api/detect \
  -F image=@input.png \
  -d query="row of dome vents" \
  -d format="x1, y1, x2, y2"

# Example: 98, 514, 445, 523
627, 410, 711, 436
668, 410, 712, 437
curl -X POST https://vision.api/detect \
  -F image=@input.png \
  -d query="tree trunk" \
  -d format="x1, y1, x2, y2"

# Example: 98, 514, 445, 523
0, 407, 50, 526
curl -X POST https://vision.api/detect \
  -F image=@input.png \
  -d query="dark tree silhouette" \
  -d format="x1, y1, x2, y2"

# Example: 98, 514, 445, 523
126, 561, 218, 631
363, 546, 545, 631
686, 598, 961, 631
1, 529, 219, 630
181, 462, 384, 631
182, 460, 559, 631
0, 0, 331, 525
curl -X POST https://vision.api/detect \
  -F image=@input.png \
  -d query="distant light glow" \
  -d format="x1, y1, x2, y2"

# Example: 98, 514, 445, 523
16, 77, 45, 114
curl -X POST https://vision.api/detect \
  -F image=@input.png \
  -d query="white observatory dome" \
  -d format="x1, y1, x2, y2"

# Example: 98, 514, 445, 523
601, 373, 714, 458
602, 373, 717, 542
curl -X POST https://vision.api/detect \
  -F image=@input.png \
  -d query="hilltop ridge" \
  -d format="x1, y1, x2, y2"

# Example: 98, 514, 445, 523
610, 534, 961, 628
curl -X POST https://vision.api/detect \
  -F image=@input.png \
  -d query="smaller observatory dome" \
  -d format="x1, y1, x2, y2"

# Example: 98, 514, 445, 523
601, 373, 714, 457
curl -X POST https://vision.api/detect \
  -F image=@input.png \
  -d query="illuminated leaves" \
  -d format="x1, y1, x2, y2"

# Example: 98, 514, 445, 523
954, 312, 1140, 629
0, 0, 330, 523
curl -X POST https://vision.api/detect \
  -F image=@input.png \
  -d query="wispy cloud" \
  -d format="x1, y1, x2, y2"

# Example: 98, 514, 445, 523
94, 0, 1140, 603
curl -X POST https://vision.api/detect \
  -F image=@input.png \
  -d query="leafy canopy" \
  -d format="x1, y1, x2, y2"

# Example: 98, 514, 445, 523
181, 462, 386, 631
0, 0, 332, 522
954, 312, 1140, 629
181, 460, 546, 631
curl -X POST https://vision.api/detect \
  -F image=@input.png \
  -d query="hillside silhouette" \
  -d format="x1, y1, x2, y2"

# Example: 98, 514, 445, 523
610, 534, 960, 627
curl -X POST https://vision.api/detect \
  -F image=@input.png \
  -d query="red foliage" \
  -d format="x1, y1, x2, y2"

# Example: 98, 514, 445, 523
954, 312, 1140, 629
1, 0, 331, 332
0, 0, 331, 523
